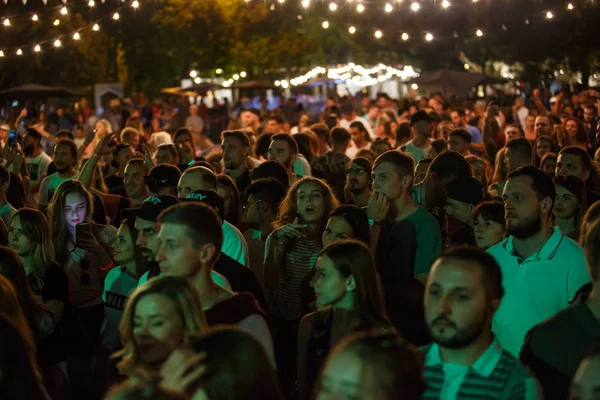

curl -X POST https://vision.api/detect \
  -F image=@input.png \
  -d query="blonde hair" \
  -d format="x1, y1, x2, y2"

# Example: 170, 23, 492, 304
97, 119, 113, 135
116, 277, 208, 374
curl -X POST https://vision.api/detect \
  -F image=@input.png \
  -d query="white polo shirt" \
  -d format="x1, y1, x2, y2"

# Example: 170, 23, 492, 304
487, 227, 590, 357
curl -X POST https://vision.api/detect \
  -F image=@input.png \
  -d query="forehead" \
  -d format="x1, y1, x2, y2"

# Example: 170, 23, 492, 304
373, 162, 399, 175
535, 117, 549, 124
558, 153, 581, 165
125, 163, 147, 175
65, 192, 86, 204
135, 293, 174, 315
55, 145, 72, 154
270, 140, 289, 151
135, 217, 159, 230
159, 222, 191, 239
223, 136, 243, 147
327, 216, 353, 233
298, 181, 322, 193
429, 259, 482, 288
504, 175, 534, 193
9, 215, 21, 228
117, 223, 131, 236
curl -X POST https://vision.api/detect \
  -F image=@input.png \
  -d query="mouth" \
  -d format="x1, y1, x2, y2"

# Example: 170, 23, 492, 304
159, 265, 170, 273
72, 218, 81, 223
350, 180, 359, 185
433, 319, 455, 329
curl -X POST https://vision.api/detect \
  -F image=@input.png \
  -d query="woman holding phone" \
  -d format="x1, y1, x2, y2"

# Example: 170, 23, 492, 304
48, 179, 116, 398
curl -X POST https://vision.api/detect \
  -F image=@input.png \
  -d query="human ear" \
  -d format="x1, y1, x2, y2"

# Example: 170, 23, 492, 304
346, 275, 357, 292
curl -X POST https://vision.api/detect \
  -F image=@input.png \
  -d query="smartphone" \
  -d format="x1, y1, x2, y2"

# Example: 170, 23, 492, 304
76, 223, 92, 242
7, 131, 17, 147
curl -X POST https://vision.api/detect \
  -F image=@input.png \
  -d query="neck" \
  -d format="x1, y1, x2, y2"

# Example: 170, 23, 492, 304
413, 134, 429, 147
354, 139, 367, 149
0, 194, 7, 208
130, 190, 149, 206
228, 164, 247, 179
512, 225, 554, 259
438, 331, 494, 366
319, 143, 331, 155
31, 147, 42, 158
122, 260, 138, 277
305, 219, 322, 235
332, 145, 347, 154
21, 253, 34, 274
333, 292, 355, 312
554, 216, 577, 235
192, 266, 225, 310
586, 285, 600, 321
352, 189, 371, 207
117, 166, 126, 177
259, 219, 275, 240
58, 167, 76, 179
390, 194, 417, 220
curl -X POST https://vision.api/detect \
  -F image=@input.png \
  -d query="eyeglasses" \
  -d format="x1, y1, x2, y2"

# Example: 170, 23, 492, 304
80, 259, 90, 285
243, 199, 263, 213
346, 168, 367, 176
144, 176, 172, 189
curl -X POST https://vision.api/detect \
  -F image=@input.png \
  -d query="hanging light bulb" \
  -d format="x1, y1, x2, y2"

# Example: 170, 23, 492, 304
546, 11, 553, 19
113, 12, 120, 20
54, 39, 62, 47
193, 77, 201, 84
476, 29, 483, 37
233, 74, 240, 80
216, 68, 223, 74
567, 3, 574, 10
34, 44, 41, 52
329, 2, 337, 11
356, 3, 365, 12
132, 0, 140, 8
53, 19, 60, 26
92, 23, 100, 31
88, 0, 95, 6
240, 71, 247, 78
190, 70, 198, 78
0, 50, 4, 57
32, 14, 39, 22
410, 2, 420, 11
16, 48, 22, 55
401, 32, 409, 40
349, 26, 356, 34
425, 32, 434, 41
322, 20, 329, 29
301, 0, 310, 8
374, 30, 383, 39
442, 0, 450, 8
61, 7, 68, 15
3, 19, 11, 27
385, 2, 393, 12
73, 32, 80, 40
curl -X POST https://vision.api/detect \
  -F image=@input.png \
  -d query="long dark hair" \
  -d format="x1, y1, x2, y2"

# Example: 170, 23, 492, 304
327, 205, 370, 246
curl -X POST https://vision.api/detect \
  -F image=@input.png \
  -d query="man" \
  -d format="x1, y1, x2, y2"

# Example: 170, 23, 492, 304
348, 121, 371, 152
22, 128, 52, 206
105, 144, 135, 196
436, 120, 455, 140
445, 176, 484, 246
513, 96, 529, 129
310, 127, 350, 201
423, 247, 541, 399
251, 160, 290, 189
120, 127, 141, 153
504, 125, 525, 143
264, 114, 286, 134
556, 146, 600, 205
488, 166, 590, 357
154, 143, 179, 166
401, 110, 435, 163
38, 138, 79, 212
176, 166, 249, 267
244, 178, 287, 288
0, 164, 16, 225
222, 130, 252, 196
240, 108, 261, 133
583, 105, 598, 146
363, 102, 380, 131
520, 218, 600, 399
185, 104, 204, 138
534, 115, 553, 138
156, 202, 275, 367
345, 157, 372, 207
489, 138, 533, 200
145, 164, 180, 197
339, 103, 374, 139
173, 128, 200, 171
448, 128, 472, 157
414, 157, 432, 185
367, 150, 442, 344
450, 108, 485, 155
123, 158, 149, 206
269, 133, 300, 184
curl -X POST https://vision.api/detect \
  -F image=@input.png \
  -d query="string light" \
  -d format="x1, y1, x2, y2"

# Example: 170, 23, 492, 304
401, 32, 409, 40
546, 11, 553, 19
240, 71, 247, 78
410, 2, 420, 12
53, 19, 60, 26
567, 3, 574, 10
385, 3, 393, 12
322, 20, 329, 28
3, 19, 10, 27
329, 2, 337, 11
374, 30, 383, 39
411, 83, 418, 90
216, 68, 223, 74
113, 12, 120, 20
34, 44, 41, 52
54, 39, 61, 47
60, 7, 68, 15
233, 73, 240, 80
88, 0, 95, 6
277, 0, 285, 3
287, 64, 418, 88
356, 3, 365, 12
476, 29, 483, 36
93, 23, 100, 31
441, 0, 450, 8
16, 48, 22, 55
193, 77, 201, 84
31, 14, 38, 22
190, 70, 198, 78
0, 51, 4, 57
301, 0, 310, 8
73, 32, 80, 40
349, 26, 356, 34
425, 32, 434, 41
132, 0, 139, 8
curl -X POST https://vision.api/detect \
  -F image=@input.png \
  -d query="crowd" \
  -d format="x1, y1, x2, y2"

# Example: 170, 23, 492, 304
0, 86, 599, 400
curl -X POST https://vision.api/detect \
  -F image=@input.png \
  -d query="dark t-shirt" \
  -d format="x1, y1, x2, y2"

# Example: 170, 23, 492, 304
105, 175, 127, 197
214, 253, 266, 312
31, 262, 69, 305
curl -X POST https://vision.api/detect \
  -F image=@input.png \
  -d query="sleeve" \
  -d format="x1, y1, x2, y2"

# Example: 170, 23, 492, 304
40, 155, 51, 177
566, 250, 592, 303
102, 268, 120, 303
38, 177, 49, 207
221, 223, 249, 267
414, 213, 442, 275
470, 126, 483, 143
238, 314, 276, 370
523, 377, 544, 400
41, 265, 69, 304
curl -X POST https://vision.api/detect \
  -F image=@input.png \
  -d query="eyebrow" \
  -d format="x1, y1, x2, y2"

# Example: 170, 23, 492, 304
65, 202, 85, 208
298, 190, 322, 194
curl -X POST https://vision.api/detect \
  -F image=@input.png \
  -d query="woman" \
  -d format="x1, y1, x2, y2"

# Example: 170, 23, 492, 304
554, 175, 585, 241
159, 327, 284, 400
0, 311, 50, 400
466, 155, 489, 195
297, 240, 392, 399
117, 276, 208, 376
322, 205, 370, 248
216, 174, 247, 231
541, 152, 558, 177
0, 247, 67, 399
473, 201, 506, 249
102, 219, 146, 354
533, 136, 559, 167
9, 208, 68, 320
563, 117, 588, 149
315, 330, 425, 400
580, 201, 600, 246
49, 179, 116, 397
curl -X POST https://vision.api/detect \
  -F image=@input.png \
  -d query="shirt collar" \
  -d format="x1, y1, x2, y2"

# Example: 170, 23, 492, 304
501, 227, 564, 262
425, 340, 504, 378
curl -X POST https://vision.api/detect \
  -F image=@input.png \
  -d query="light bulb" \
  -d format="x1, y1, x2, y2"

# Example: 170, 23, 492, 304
32, 14, 39, 22
88, 0, 95, 6
442, 0, 450, 8
16, 48, 23, 55
546, 11, 553, 19
113, 12, 120, 20
425, 32, 433, 41
60, 6, 68, 15
385, 3, 393, 12
193, 77, 201, 84
233, 74, 240, 80
410, 2, 420, 11
322, 20, 329, 29
93, 23, 100, 31
329, 2, 337, 11
0, 51, 4, 57
476, 29, 483, 37
73, 32, 80, 40
3, 18, 11, 27
190, 70, 198, 78
301, 0, 310, 8
132, 0, 139, 8
240, 71, 247, 78
216, 68, 223, 74
567, 3, 574, 10
349, 26, 356, 34
357, 3, 365, 12
54, 39, 62, 47
34, 44, 41, 52
401, 32, 409, 40
374, 30, 383, 39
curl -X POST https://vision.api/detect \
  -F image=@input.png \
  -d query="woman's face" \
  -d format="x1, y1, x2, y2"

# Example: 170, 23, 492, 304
322, 216, 354, 248
64, 192, 88, 230
474, 214, 505, 249
296, 181, 326, 224
311, 255, 350, 309
554, 185, 579, 219
217, 184, 233, 217
542, 159, 556, 176
133, 293, 185, 367
470, 162, 486, 185
95, 121, 107, 138
565, 120, 578, 138
317, 349, 380, 400
570, 355, 600, 400
8, 216, 34, 257
536, 140, 552, 159
113, 224, 136, 265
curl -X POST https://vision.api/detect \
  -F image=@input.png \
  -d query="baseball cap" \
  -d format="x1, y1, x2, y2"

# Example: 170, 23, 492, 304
410, 110, 435, 127
144, 164, 181, 194
446, 177, 484, 205
185, 189, 225, 220
121, 194, 180, 222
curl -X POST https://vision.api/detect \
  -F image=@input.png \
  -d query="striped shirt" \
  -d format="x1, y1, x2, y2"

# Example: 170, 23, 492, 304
266, 233, 320, 321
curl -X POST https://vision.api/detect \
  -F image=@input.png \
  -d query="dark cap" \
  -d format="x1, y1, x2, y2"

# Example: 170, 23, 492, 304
446, 177, 484, 205
121, 194, 180, 222
185, 189, 225, 220
410, 110, 435, 127
144, 164, 181, 193
340, 103, 355, 115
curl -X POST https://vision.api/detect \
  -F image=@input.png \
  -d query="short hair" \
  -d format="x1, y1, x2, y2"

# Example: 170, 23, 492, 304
0, 164, 9, 187
395, 122, 411, 142
506, 137, 533, 160
53, 138, 78, 162
250, 160, 289, 188
449, 128, 472, 144
156, 143, 178, 159
190, 160, 216, 172
310, 123, 330, 144
126, 158, 146, 169
330, 127, 351, 145
430, 139, 448, 155
373, 150, 415, 180
559, 146, 593, 172
473, 201, 505, 227
267, 114, 286, 125
346, 157, 373, 177
24, 128, 41, 142
120, 127, 140, 143
584, 104, 598, 113
174, 127, 193, 142
222, 130, 250, 148
437, 246, 504, 302
158, 203, 223, 264
451, 108, 466, 117
584, 218, 600, 282
427, 150, 471, 180
507, 165, 555, 202
417, 157, 433, 168
55, 129, 74, 140
184, 166, 218, 190
245, 178, 287, 212
254, 132, 274, 159
349, 121, 367, 133
328, 205, 370, 246
271, 133, 298, 155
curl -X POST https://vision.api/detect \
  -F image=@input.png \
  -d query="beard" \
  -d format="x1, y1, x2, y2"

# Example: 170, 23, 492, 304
507, 214, 542, 239
427, 310, 490, 349
349, 180, 368, 194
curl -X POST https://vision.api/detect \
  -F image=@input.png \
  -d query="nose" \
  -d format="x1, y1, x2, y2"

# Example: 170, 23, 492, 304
136, 234, 146, 247
438, 296, 452, 314
157, 242, 167, 261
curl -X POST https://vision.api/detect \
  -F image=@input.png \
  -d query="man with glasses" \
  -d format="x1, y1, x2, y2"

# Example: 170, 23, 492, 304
345, 157, 372, 207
